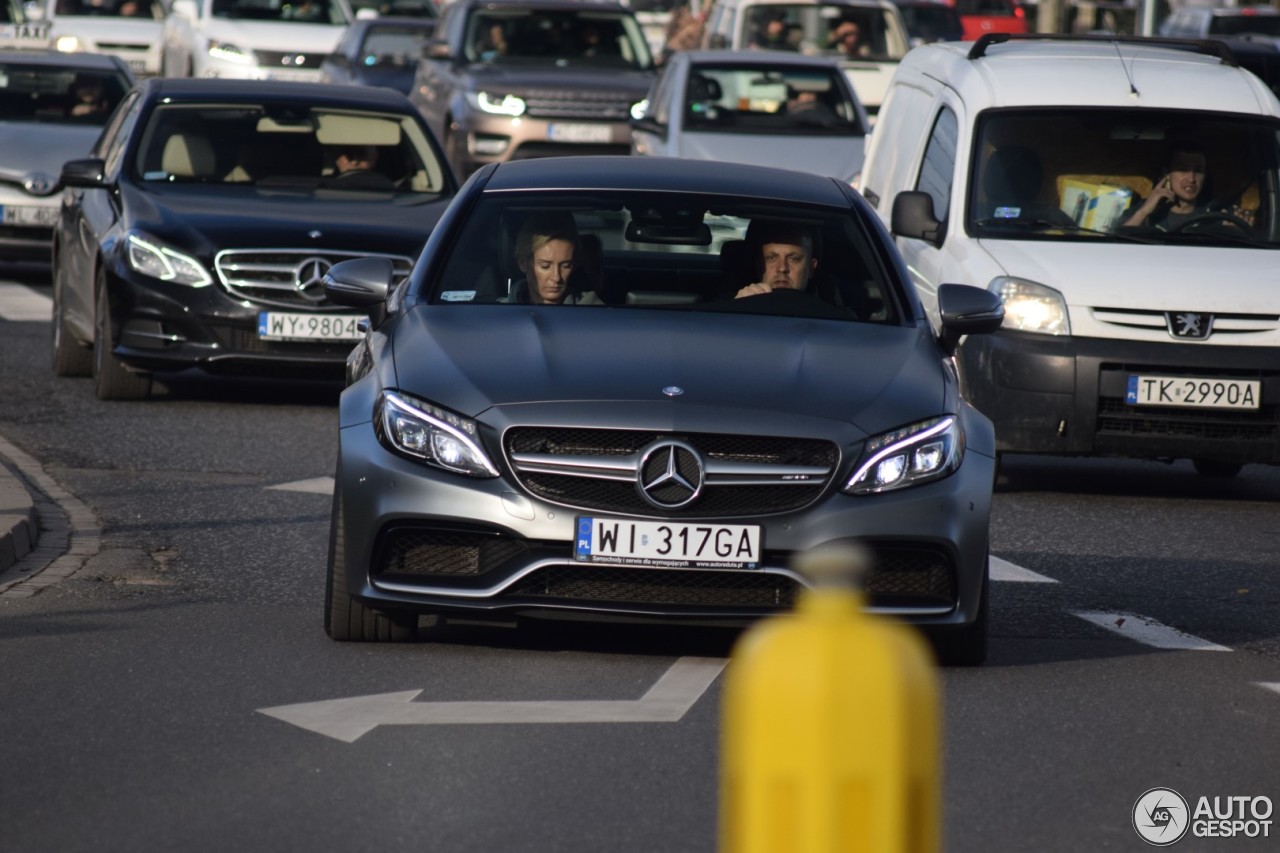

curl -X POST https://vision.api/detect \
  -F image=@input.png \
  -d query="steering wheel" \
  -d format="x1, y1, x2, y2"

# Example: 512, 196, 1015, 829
1169, 210, 1256, 236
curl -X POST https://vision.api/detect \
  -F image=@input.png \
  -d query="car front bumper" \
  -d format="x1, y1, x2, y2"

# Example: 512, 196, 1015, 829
959, 330, 1280, 464
333, 408, 995, 629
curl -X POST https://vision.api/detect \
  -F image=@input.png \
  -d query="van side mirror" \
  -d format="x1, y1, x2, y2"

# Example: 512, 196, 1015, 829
891, 190, 946, 247
170, 0, 197, 18
937, 283, 1004, 355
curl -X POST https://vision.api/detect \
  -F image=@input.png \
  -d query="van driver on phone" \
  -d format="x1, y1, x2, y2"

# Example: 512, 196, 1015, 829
1123, 142, 1254, 230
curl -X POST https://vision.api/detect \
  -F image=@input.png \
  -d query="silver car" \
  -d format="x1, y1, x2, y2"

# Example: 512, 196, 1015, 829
322, 155, 1003, 664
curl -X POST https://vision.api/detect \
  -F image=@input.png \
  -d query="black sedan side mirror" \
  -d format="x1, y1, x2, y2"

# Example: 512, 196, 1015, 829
60, 158, 107, 189
937, 283, 1004, 355
323, 257, 395, 329
891, 190, 946, 247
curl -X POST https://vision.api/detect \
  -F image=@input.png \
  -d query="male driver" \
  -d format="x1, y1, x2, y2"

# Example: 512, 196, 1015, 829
735, 219, 820, 298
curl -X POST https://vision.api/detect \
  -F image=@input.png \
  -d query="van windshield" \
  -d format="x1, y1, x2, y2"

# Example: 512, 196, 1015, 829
968, 108, 1280, 248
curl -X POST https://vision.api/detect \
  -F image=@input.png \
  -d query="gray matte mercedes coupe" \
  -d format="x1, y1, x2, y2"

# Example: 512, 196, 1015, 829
322, 156, 1004, 664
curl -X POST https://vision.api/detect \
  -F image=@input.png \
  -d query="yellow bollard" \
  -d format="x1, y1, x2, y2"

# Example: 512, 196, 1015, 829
719, 543, 941, 853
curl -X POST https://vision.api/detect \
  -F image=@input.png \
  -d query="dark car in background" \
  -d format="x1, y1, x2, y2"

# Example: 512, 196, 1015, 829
0, 50, 132, 262
320, 16, 437, 95
51, 78, 456, 400
320, 155, 1005, 665
410, 0, 655, 177
895, 0, 962, 45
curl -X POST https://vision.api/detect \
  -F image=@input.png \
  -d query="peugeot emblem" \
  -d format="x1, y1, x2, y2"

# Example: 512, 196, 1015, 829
294, 256, 332, 303
23, 172, 57, 197
1167, 312, 1213, 340
662, 386, 684, 397
636, 439, 704, 510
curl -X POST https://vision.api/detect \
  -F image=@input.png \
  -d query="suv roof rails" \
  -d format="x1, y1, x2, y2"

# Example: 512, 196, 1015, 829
967, 33, 1239, 67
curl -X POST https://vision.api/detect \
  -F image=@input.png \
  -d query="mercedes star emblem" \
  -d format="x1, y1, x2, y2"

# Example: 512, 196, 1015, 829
636, 439, 704, 510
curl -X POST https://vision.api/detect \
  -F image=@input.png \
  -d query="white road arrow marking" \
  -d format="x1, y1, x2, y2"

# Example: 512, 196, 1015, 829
266, 476, 335, 495
990, 555, 1058, 583
1073, 611, 1231, 651
1258, 683, 1280, 697
0, 284, 52, 322
257, 656, 727, 743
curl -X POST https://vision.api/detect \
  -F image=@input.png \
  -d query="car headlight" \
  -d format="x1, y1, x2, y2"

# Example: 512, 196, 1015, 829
376, 390, 499, 478
207, 39, 254, 65
991, 276, 1069, 335
55, 36, 85, 53
844, 416, 963, 494
125, 233, 212, 287
469, 91, 526, 117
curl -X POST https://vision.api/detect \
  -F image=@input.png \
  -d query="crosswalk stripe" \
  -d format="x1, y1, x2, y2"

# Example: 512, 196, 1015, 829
1073, 610, 1232, 651
0, 284, 52, 322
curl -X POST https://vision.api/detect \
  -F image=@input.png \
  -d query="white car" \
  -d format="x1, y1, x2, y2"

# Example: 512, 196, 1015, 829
31, 0, 163, 77
859, 34, 1280, 476
161, 0, 353, 80
631, 50, 869, 185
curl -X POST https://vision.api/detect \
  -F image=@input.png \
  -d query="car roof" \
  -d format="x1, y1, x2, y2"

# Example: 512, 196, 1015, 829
715, 0, 897, 9
903, 36, 1280, 113
136, 77, 418, 110
0, 48, 130, 72
482, 156, 853, 207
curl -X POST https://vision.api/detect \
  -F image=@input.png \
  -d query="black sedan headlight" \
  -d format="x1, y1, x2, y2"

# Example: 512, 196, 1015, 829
844, 416, 963, 494
376, 390, 499, 478
125, 232, 213, 287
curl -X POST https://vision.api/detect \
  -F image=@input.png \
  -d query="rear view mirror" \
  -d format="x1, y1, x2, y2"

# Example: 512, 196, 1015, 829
60, 158, 107, 189
891, 190, 945, 247
324, 257, 395, 328
937, 283, 1004, 355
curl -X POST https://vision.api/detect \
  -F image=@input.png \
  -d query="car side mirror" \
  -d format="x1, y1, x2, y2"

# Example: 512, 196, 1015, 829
890, 190, 946, 247
937, 283, 1004, 355
629, 116, 666, 139
170, 0, 197, 18
323, 257, 395, 329
60, 158, 107, 189
423, 40, 452, 60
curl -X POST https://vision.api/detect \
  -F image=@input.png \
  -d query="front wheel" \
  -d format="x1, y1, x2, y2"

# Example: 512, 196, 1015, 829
324, 487, 418, 642
93, 270, 152, 401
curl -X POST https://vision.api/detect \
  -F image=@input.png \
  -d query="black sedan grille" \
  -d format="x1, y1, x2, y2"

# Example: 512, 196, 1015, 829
214, 250, 414, 309
521, 89, 635, 120
504, 427, 839, 517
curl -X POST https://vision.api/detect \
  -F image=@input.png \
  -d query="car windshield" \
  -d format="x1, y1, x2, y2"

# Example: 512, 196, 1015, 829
465, 9, 653, 67
1210, 13, 1280, 37
743, 3, 907, 61
131, 104, 449, 194
967, 108, 1280, 248
683, 64, 865, 135
0, 64, 129, 125
426, 192, 902, 323
53, 0, 162, 18
211, 0, 348, 25
360, 25, 435, 65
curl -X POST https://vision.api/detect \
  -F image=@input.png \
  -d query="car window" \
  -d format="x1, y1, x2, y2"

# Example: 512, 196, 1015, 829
52, 0, 163, 19
131, 104, 449, 194
682, 63, 864, 134
359, 25, 435, 65
741, 2, 907, 61
464, 8, 652, 67
916, 105, 958, 222
955, 0, 1016, 17
0, 63, 130, 125
211, 0, 349, 25
425, 192, 902, 323
1209, 13, 1280, 37
967, 108, 1280, 246
100, 89, 142, 170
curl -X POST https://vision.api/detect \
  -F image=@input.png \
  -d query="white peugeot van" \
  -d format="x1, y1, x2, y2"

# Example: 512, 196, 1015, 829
859, 35, 1280, 476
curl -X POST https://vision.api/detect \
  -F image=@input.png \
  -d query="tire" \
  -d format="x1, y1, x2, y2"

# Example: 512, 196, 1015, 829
51, 270, 92, 377
324, 486, 418, 642
933, 557, 989, 667
1193, 459, 1243, 478
93, 270, 152, 401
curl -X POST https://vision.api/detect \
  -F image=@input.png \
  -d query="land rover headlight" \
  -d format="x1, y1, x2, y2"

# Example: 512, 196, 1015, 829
470, 91, 526, 117
991, 276, 1069, 335
125, 233, 212, 287
844, 416, 963, 494
376, 390, 499, 477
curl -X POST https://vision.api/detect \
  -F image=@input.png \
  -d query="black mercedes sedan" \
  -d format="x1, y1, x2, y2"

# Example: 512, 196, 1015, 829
320, 155, 1005, 664
51, 77, 457, 400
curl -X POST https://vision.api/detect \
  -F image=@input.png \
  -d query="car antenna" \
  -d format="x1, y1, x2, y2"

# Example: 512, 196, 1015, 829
1113, 40, 1139, 98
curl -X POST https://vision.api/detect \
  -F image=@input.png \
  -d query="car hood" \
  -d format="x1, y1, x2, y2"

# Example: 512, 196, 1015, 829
390, 306, 946, 437
466, 65, 653, 97
673, 132, 864, 183
123, 184, 447, 257
0, 124, 102, 186
198, 18, 345, 52
977, 238, 1280, 311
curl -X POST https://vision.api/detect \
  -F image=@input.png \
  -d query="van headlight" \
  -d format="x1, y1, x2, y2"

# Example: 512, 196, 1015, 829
991, 276, 1069, 335
376, 390, 499, 477
844, 416, 963, 494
